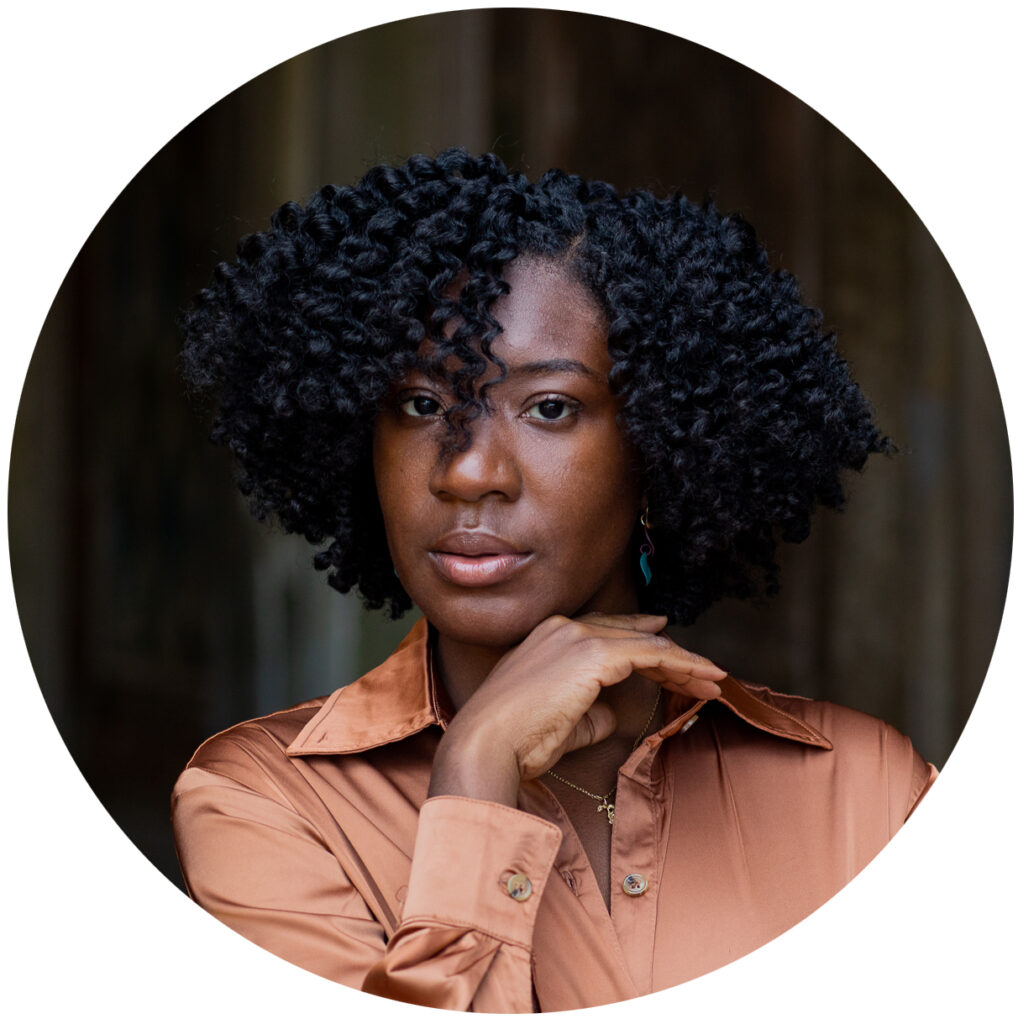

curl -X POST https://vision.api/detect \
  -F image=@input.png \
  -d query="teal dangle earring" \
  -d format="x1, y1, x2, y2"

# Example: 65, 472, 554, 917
638, 508, 655, 585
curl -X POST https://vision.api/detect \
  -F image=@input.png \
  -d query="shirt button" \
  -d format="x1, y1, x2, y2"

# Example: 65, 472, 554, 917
506, 872, 533, 901
680, 713, 699, 734
622, 872, 648, 896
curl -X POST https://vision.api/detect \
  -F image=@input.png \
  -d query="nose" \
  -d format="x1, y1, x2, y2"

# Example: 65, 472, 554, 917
429, 414, 523, 503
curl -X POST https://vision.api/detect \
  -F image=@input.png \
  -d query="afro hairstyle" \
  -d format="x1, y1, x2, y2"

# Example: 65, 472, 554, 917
180, 148, 890, 625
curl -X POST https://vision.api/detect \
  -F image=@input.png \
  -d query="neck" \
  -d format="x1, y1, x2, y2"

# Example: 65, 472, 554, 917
432, 634, 508, 712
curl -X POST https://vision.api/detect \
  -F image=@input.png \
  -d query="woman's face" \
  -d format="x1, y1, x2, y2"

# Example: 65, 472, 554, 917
372, 258, 643, 648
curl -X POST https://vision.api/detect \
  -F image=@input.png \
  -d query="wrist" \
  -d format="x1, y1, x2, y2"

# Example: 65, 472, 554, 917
429, 725, 521, 807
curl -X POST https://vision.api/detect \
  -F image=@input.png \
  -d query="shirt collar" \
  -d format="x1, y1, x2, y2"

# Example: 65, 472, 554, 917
286, 617, 832, 757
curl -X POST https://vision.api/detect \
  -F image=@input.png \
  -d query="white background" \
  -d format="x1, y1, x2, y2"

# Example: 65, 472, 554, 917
2, 2, 1014, 1021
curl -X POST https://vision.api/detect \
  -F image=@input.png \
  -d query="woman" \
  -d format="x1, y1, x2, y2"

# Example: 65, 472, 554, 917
173, 149, 935, 1012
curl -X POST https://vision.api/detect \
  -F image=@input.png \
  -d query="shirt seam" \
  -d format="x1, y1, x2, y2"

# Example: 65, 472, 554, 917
180, 742, 305, 817
399, 913, 534, 949
709, 715, 751, 875
423, 794, 564, 840
648, 761, 664, 992
904, 762, 937, 821
188, 703, 326, 766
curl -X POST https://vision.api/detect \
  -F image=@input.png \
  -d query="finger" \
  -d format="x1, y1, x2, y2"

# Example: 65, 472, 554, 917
594, 636, 726, 697
574, 625, 727, 681
575, 612, 668, 633
560, 701, 617, 754
570, 617, 721, 673
641, 671, 724, 701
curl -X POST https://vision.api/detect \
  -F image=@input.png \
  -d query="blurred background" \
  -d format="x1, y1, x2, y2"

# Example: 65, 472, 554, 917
8, 9, 1010, 888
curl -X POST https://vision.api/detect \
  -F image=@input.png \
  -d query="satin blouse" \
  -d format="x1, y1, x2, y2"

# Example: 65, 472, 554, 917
172, 618, 935, 1012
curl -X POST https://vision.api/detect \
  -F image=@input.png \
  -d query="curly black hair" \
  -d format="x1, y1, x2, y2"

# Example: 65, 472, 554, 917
180, 148, 890, 625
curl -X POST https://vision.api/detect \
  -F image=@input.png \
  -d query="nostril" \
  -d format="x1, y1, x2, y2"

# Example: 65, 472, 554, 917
428, 428, 522, 503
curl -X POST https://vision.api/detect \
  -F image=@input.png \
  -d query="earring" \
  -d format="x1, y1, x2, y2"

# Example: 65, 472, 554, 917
638, 508, 655, 586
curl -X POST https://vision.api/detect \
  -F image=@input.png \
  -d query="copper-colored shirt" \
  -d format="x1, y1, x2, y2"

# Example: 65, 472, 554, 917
172, 619, 935, 1012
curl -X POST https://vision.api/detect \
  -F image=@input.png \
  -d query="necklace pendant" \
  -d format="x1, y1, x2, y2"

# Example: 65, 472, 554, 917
597, 799, 615, 825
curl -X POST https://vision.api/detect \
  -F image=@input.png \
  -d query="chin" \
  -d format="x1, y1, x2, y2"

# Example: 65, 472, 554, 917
402, 562, 639, 649
435, 609, 549, 650
414, 591, 564, 650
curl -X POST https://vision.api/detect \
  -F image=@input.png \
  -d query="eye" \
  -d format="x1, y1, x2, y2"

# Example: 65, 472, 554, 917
400, 394, 444, 418
523, 396, 579, 422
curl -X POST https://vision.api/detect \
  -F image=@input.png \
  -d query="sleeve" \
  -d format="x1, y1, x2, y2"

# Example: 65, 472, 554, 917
172, 768, 561, 1013
363, 796, 561, 1012
904, 758, 938, 821
878, 718, 938, 826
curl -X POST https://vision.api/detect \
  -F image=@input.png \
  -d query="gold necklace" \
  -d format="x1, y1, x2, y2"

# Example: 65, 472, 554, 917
543, 687, 662, 826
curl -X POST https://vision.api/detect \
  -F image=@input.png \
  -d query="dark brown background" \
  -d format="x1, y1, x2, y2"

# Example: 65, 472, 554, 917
8, 10, 1010, 888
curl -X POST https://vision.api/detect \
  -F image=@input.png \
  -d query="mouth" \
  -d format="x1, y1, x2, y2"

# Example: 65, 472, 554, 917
429, 551, 533, 587
429, 530, 533, 588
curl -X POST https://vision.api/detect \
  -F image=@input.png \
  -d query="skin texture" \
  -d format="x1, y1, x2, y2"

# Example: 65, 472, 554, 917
373, 258, 724, 903
374, 258, 644, 656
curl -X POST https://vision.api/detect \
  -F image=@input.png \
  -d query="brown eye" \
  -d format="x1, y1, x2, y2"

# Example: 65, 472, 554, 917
401, 395, 443, 418
524, 397, 577, 422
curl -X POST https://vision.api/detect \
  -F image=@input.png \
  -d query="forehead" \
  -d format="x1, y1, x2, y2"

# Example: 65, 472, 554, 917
487, 259, 611, 373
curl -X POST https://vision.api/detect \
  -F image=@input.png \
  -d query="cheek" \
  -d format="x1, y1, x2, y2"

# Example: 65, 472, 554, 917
583, 485, 640, 555
549, 443, 642, 556
371, 420, 423, 553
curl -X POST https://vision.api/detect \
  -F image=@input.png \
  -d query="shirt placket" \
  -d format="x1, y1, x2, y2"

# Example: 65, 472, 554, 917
520, 782, 639, 1008
610, 702, 703, 994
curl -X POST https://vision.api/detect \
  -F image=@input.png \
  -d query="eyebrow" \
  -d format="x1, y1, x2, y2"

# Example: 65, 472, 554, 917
413, 357, 605, 386
508, 358, 604, 381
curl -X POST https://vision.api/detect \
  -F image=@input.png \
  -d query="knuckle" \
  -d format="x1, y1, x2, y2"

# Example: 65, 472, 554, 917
561, 619, 590, 643
577, 714, 595, 746
531, 615, 567, 641
543, 614, 571, 633
645, 634, 672, 652
575, 634, 606, 657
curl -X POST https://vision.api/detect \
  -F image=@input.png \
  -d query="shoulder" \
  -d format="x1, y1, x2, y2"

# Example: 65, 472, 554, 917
176, 696, 328, 795
724, 679, 937, 819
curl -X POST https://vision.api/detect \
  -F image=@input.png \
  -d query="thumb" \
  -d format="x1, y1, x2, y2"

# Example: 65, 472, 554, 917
561, 701, 617, 753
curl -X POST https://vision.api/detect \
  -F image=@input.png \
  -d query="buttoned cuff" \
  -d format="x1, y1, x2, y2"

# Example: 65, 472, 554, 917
402, 795, 563, 948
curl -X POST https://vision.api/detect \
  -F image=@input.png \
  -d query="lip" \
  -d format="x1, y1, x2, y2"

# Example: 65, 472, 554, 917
432, 530, 527, 556
429, 530, 532, 587
429, 551, 533, 587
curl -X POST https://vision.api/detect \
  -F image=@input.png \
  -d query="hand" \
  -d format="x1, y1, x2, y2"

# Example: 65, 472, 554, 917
428, 612, 725, 806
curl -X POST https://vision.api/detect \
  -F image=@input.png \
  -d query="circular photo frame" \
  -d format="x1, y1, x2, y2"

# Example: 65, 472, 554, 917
4, 3, 1014, 1018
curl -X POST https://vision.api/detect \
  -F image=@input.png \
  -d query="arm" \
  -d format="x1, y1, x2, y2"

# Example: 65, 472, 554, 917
173, 613, 723, 1010
172, 764, 561, 1012
363, 796, 561, 1011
